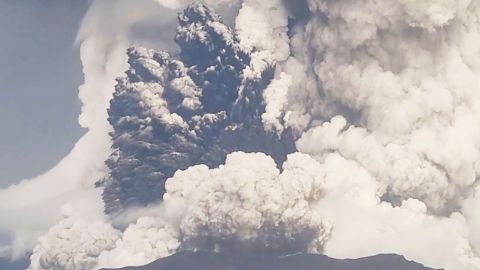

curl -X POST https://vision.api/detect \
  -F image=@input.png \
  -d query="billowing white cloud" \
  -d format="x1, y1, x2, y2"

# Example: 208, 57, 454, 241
162, 152, 331, 254
309, 152, 479, 270
97, 217, 180, 269
27, 213, 120, 270
235, 0, 290, 61
262, 72, 292, 133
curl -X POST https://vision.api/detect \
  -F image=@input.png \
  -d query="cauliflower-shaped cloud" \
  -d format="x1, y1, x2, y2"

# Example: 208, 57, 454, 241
97, 217, 180, 268
163, 152, 331, 254
28, 217, 120, 270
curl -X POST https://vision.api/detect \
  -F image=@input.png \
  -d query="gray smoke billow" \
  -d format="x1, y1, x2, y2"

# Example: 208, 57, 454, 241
100, 3, 295, 214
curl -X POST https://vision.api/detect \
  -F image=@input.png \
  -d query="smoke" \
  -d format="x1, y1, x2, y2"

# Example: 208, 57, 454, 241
285, 0, 480, 213
14, 1, 480, 270
0, 4, 127, 259
27, 213, 120, 270
100, 3, 295, 214
283, 0, 480, 269
161, 152, 331, 254
235, 0, 290, 61
29, 152, 332, 270
0, 0, 185, 260
97, 217, 180, 269
306, 150, 479, 269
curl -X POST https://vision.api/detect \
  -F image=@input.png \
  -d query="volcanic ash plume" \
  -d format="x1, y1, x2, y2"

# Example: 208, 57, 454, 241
100, 3, 295, 214
25, 1, 480, 270
28, 152, 332, 270
287, 0, 480, 213
161, 152, 331, 254
280, 0, 480, 268
27, 215, 120, 270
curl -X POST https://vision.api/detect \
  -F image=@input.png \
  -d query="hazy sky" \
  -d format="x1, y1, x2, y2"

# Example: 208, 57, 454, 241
0, 0, 88, 187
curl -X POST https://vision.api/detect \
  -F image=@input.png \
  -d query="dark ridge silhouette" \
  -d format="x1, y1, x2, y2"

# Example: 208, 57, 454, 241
101, 251, 441, 270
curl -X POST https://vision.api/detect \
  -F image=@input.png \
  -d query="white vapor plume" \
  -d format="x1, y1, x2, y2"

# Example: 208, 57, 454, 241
0, 7, 127, 260
97, 217, 180, 269
309, 151, 480, 269
235, 0, 290, 61
161, 152, 331, 254
0, 0, 182, 259
262, 72, 292, 133
27, 212, 120, 270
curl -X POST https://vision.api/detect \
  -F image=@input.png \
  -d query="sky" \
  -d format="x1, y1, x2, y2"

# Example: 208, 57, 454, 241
0, 0, 87, 187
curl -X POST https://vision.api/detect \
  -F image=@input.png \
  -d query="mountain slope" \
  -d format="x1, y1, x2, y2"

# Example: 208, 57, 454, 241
102, 251, 441, 270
